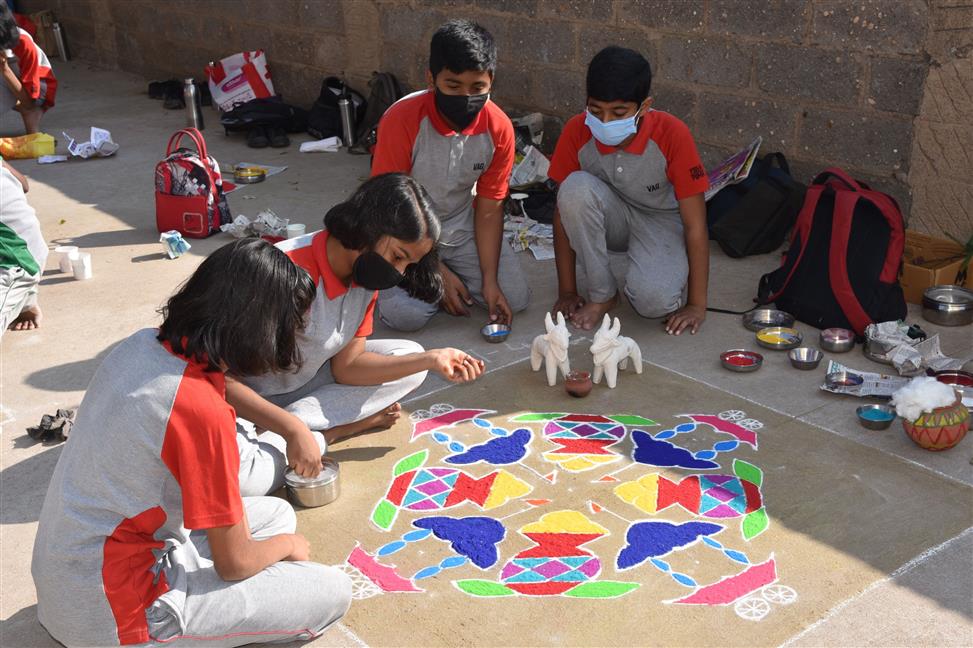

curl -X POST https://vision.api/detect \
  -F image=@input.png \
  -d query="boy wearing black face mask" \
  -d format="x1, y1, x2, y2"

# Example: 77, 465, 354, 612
548, 46, 710, 336
371, 19, 530, 332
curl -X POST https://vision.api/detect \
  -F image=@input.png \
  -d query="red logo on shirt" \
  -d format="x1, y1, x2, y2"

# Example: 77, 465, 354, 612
690, 165, 706, 181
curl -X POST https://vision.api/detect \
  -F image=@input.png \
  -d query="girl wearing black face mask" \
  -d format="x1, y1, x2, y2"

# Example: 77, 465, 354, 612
224, 173, 486, 495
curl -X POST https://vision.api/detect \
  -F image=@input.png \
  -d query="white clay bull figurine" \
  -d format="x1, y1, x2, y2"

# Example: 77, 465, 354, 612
590, 314, 643, 389
531, 312, 571, 386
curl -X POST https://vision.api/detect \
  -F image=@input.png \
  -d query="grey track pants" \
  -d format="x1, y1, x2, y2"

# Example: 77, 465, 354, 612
376, 235, 531, 332
238, 339, 427, 496
143, 496, 352, 647
558, 170, 688, 318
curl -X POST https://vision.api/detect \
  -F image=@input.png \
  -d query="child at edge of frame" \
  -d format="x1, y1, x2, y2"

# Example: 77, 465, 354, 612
548, 45, 710, 335
31, 239, 353, 647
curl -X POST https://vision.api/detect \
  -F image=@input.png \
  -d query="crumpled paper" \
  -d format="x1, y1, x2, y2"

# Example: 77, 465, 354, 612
160, 230, 191, 259
865, 321, 966, 375
300, 136, 341, 153
63, 127, 119, 158
220, 210, 289, 238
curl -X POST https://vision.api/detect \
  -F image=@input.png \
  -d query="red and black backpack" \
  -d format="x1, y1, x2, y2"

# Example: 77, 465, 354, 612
757, 168, 907, 335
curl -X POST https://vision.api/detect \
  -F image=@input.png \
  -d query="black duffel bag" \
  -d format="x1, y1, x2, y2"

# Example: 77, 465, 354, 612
220, 96, 308, 134
707, 152, 806, 258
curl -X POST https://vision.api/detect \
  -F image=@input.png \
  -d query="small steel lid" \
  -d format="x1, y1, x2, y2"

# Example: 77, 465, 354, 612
284, 457, 339, 488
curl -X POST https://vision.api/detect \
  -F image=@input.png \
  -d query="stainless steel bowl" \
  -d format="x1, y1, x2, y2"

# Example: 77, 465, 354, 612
481, 323, 511, 343
826, 371, 865, 389
284, 457, 340, 508
755, 326, 803, 350
820, 328, 855, 353
856, 404, 896, 430
922, 285, 973, 326
742, 308, 795, 332
862, 336, 895, 365
788, 347, 823, 370
720, 349, 763, 373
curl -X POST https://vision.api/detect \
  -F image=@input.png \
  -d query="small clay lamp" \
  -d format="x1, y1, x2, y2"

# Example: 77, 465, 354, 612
565, 370, 593, 398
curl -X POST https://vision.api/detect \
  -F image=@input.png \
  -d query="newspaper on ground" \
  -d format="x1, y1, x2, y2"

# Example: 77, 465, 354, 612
220, 210, 289, 238
510, 145, 550, 187
820, 359, 910, 398
504, 212, 554, 261
63, 127, 119, 158
704, 136, 761, 201
864, 321, 968, 374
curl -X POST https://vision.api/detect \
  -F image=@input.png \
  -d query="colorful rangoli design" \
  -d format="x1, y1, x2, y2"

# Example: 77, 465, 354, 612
346, 405, 795, 621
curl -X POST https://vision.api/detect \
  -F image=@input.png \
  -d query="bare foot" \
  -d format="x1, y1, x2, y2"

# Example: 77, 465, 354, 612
8, 305, 41, 331
324, 402, 402, 445
570, 293, 618, 330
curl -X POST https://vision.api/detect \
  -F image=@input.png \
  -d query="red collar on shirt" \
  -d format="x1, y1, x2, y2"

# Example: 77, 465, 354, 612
423, 90, 491, 137
592, 110, 655, 156
288, 230, 355, 300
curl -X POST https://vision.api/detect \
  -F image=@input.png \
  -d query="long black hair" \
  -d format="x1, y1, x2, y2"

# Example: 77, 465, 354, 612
158, 238, 316, 376
325, 173, 444, 303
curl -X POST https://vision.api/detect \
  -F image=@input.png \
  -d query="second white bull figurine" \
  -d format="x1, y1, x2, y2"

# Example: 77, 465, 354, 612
531, 312, 571, 386
590, 314, 643, 389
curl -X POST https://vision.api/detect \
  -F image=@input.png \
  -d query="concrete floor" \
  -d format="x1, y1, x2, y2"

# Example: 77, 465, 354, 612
1, 62, 971, 647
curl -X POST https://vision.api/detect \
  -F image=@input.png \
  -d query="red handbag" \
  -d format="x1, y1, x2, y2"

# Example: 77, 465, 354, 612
154, 128, 231, 238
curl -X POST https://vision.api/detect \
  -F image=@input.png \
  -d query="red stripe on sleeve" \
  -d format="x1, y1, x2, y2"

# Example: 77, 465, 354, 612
354, 293, 378, 337
547, 114, 589, 185
160, 364, 243, 530
474, 103, 515, 200
371, 95, 423, 177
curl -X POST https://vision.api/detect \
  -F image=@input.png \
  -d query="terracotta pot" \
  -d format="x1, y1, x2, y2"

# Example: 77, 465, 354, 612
901, 392, 970, 451
564, 371, 593, 398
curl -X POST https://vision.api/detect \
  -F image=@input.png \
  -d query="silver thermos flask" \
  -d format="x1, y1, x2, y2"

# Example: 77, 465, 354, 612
51, 22, 68, 61
338, 89, 355, 149
183, 78, 204, 130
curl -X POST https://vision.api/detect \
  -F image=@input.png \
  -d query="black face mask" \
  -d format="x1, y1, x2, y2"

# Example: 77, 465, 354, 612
434, 88, 489, 131
352, 251, 404, 291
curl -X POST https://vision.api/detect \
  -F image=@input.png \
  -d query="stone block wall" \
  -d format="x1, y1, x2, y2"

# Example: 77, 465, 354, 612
16, 0, 973, 238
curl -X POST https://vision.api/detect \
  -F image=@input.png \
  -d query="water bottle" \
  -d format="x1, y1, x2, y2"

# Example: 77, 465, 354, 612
338, 89, 355, 149
52, 22, 68, 61
183, 78, 204, 130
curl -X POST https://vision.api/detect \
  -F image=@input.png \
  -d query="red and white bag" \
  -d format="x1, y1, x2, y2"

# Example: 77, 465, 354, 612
154, 128, 231, 238
205, 50, 275, 112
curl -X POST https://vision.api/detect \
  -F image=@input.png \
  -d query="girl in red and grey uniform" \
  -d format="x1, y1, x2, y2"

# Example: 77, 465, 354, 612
32, 239, 352, 647
226, 173, 485, 495
0, 5, 56, 134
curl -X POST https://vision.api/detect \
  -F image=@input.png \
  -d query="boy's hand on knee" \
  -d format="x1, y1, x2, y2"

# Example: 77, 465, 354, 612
665, 304, 706, 335
440, 267, 473, 316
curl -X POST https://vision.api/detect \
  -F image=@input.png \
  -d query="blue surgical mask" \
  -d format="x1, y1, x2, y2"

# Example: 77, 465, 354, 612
585, 110, 639, 146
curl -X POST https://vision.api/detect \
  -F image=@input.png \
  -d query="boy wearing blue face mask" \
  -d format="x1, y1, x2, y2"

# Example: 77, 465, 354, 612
371, 19, 530, 332
549, 46, 710, 334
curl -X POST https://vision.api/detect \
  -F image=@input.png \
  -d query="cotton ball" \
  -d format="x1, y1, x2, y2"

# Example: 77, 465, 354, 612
890, 377, 956, 422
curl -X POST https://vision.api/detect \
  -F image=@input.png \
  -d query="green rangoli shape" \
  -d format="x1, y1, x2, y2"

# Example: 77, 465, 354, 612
562, 581, 642, 598
509, 413, 566, 422
609, 415, 658, 427
742, 507, 769, 541
371, 500, 397, 530
454, 579, 517, 597
393, 449, 429, 477
732, 458, 763, 487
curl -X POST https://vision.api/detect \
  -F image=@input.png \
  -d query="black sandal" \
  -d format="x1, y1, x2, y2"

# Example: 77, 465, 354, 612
268, 126, 290, 148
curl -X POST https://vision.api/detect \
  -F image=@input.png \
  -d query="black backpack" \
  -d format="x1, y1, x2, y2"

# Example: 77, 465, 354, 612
352, 71, 405, 153
220, 96, 308, 133
707, 153, 806, 258
757, 168, 907, 335
307, 77, 367, 140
